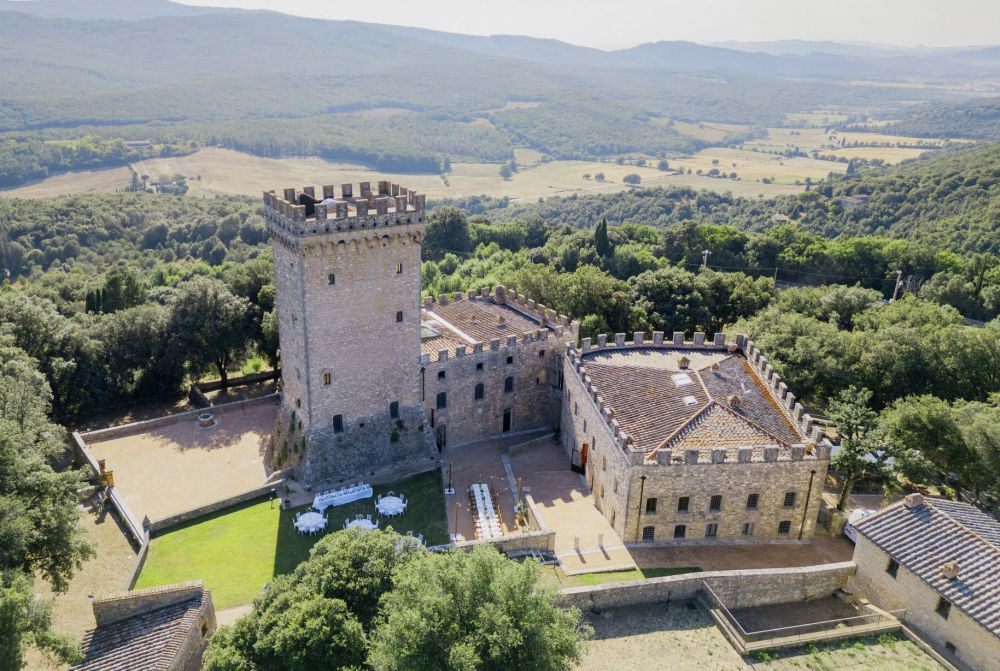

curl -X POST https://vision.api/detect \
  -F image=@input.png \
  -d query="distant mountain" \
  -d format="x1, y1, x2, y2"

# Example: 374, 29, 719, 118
709, 40, 985, 58
0, 0, 229, 20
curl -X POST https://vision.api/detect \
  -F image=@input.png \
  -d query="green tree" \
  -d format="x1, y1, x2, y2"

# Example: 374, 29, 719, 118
656, 159, 669, 171
423, 207, 472, 262
168, 277, 252, 387
622, 173, 641, 186
594, 218, 611, 258
368, 544, 589, 671
499, 164, 513, 180
0, 572, 81, 671
828, 387, 890, 511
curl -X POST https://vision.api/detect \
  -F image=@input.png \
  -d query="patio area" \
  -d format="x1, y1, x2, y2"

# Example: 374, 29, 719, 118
85, 399, 280, 523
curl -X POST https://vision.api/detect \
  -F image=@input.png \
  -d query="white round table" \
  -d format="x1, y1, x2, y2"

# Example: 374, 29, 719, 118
295, 511, 326, 534
377, 496, 406, 516
346, 518, 377, 531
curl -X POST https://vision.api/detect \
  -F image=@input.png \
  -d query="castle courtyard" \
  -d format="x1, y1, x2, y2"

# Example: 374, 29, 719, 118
85, 399, 281, 523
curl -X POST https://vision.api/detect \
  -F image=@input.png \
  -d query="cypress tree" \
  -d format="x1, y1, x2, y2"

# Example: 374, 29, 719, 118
595, 217, 611, 258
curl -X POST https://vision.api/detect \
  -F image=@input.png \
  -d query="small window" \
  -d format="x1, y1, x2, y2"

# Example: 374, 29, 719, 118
671, 373, 693, 387
504, 376, 513, 393
395, 262, 403, 274
741, 522, 754, 536
538, 349, 546, 358
642, 526, 655, 542
677, 496, 690, 513
396, 311, 404, 323
327, 273, 336, 285
778, 520, 792, 534
936, 597, 951, 619
295, 398, 301, 408
574, 402, 579, 415
944, 642, 956, 655
645, 497, 657, 513
476, 362, 484, 371
333, 414, 343, 433
673, 524, 686, 539
436, 391, 447, 410
784, 491, 797, 507
474, 383, 484, 401
746, 493, 760, 510
322, 372, 331, 386
583, 419, 587, 433
705, 523, 718, 538
710, 495, 722, 512
506, 355, 513, 365
438, 370, 446, 380
682, 395, 697, 406
886, 558, 899, 578
389, 401, 399, 420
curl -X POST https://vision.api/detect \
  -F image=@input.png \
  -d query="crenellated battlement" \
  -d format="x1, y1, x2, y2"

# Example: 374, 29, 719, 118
263, 181, 427, 243
563, 330, 832, 466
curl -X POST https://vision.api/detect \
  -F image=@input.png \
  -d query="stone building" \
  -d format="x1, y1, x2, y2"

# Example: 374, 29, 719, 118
264, 184, 576, 483
71, 582, 216, 671
850, 494, 1000, 671
560, 332, 831, 545
265, 182, 830, 547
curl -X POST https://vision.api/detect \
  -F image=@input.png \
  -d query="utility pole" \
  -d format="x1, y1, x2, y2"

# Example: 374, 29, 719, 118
891, 269, 903, 302
701, 249, 711, 270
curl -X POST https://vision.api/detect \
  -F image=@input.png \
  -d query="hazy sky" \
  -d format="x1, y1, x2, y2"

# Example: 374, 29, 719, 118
175, 0, 1000, 49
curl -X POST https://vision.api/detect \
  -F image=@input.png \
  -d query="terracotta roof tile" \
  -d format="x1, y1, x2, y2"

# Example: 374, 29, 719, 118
421, 298, 546, 360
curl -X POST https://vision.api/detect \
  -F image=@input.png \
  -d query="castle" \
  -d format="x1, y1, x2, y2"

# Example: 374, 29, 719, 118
264, 182, 831, 545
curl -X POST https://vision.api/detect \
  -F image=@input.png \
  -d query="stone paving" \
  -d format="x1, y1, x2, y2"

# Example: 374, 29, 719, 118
86, 400, 281, 522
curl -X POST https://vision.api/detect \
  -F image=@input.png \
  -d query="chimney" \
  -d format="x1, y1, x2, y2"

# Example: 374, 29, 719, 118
678, 356, 690, 370
940, 561, 960, 580
727, 394, 741, 408
903, 493, 924, 509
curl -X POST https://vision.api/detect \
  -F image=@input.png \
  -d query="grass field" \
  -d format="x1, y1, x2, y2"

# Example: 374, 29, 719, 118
136, 469, 448, 609
784, 111, 850, 126
540, 565, 701, 589
670, 147, 848, 184
750, 633, 945, 671
0, 165, 133, 198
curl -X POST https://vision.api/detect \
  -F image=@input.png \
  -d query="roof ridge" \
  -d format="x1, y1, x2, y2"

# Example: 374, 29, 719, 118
653, 399, 720, 453
713, 401, 794, 448
930, 499, 1000, 563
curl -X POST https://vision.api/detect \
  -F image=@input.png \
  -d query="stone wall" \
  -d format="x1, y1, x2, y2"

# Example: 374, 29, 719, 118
850, 535, 999, 671
557, 562, 856, 611
560, 332, 830, 545
148, 483, 284, 533
93, 582, 206, 626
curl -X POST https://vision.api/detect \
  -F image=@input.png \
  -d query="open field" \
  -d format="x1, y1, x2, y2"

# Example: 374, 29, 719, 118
654, 117, 749, 143
0, 165, 133, 198
670, 146, 848, 184
827, 146, 930, 162
137, 469, 448, 609
1, 147, 807, 202
784, 111, 850, 126
741, 127, 963, 164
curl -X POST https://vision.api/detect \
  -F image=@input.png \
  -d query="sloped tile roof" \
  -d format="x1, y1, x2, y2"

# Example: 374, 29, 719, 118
853, 497, 1000, 638
71, 592, 206, 671
580, 348, 803, 455
423, 298, 543, 345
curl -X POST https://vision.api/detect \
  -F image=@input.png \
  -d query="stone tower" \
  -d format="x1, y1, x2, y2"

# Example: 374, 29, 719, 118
264, 181, 437, 483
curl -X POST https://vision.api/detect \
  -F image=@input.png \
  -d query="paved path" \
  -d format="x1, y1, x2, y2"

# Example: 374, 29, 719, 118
216, 604, 253, 627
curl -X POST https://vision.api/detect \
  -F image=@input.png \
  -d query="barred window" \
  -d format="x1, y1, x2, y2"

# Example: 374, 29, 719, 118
710, 495, 722, 512
746, 493, 760, 510
705, 523, 718, 538
642, 526, 655, 542
778, 520, 792, 534
783, 491, 797, 507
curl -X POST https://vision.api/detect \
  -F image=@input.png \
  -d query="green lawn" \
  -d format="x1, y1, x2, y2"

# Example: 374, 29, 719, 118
539, 565, 702, 589
136, 469, 448, 609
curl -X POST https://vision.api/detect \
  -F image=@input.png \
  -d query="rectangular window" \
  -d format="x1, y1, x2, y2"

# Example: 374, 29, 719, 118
437, 370, 446, 380
389, 401, 399, 420
333, 414, 343, 433
746, 493, 760, 510
705, 523, 718, 538
504, 376, 514, 393
327, 273, 336, 285
395, 262, 403, 274
710, 495, 722, 512
574, 402, 579, 415
645, 497, 657, 513
784, 491, 797, 507
474, 383, 484, 401
741, 522, 754, 536
396, 311, 404, 323
476, 362, 484, 371
583, 419, 587, 433
677, 496, 690, 512
886, 558, 899, 578
322, 372, 331, 386
642, 526, 655, 542
778, 520, 792, 534
436, 391, 447, 410
673, 524, 686, 539
506, 355, 513, 365
936, 597, 951, 619
539, 349, 545, 358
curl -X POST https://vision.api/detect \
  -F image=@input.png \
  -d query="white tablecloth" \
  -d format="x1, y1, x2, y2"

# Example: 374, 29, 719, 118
470, 483, 502, 539
377, 496, 406, 516
295, 511, 326, 534
346, 518, 377, 531
313, 484, 373, 510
